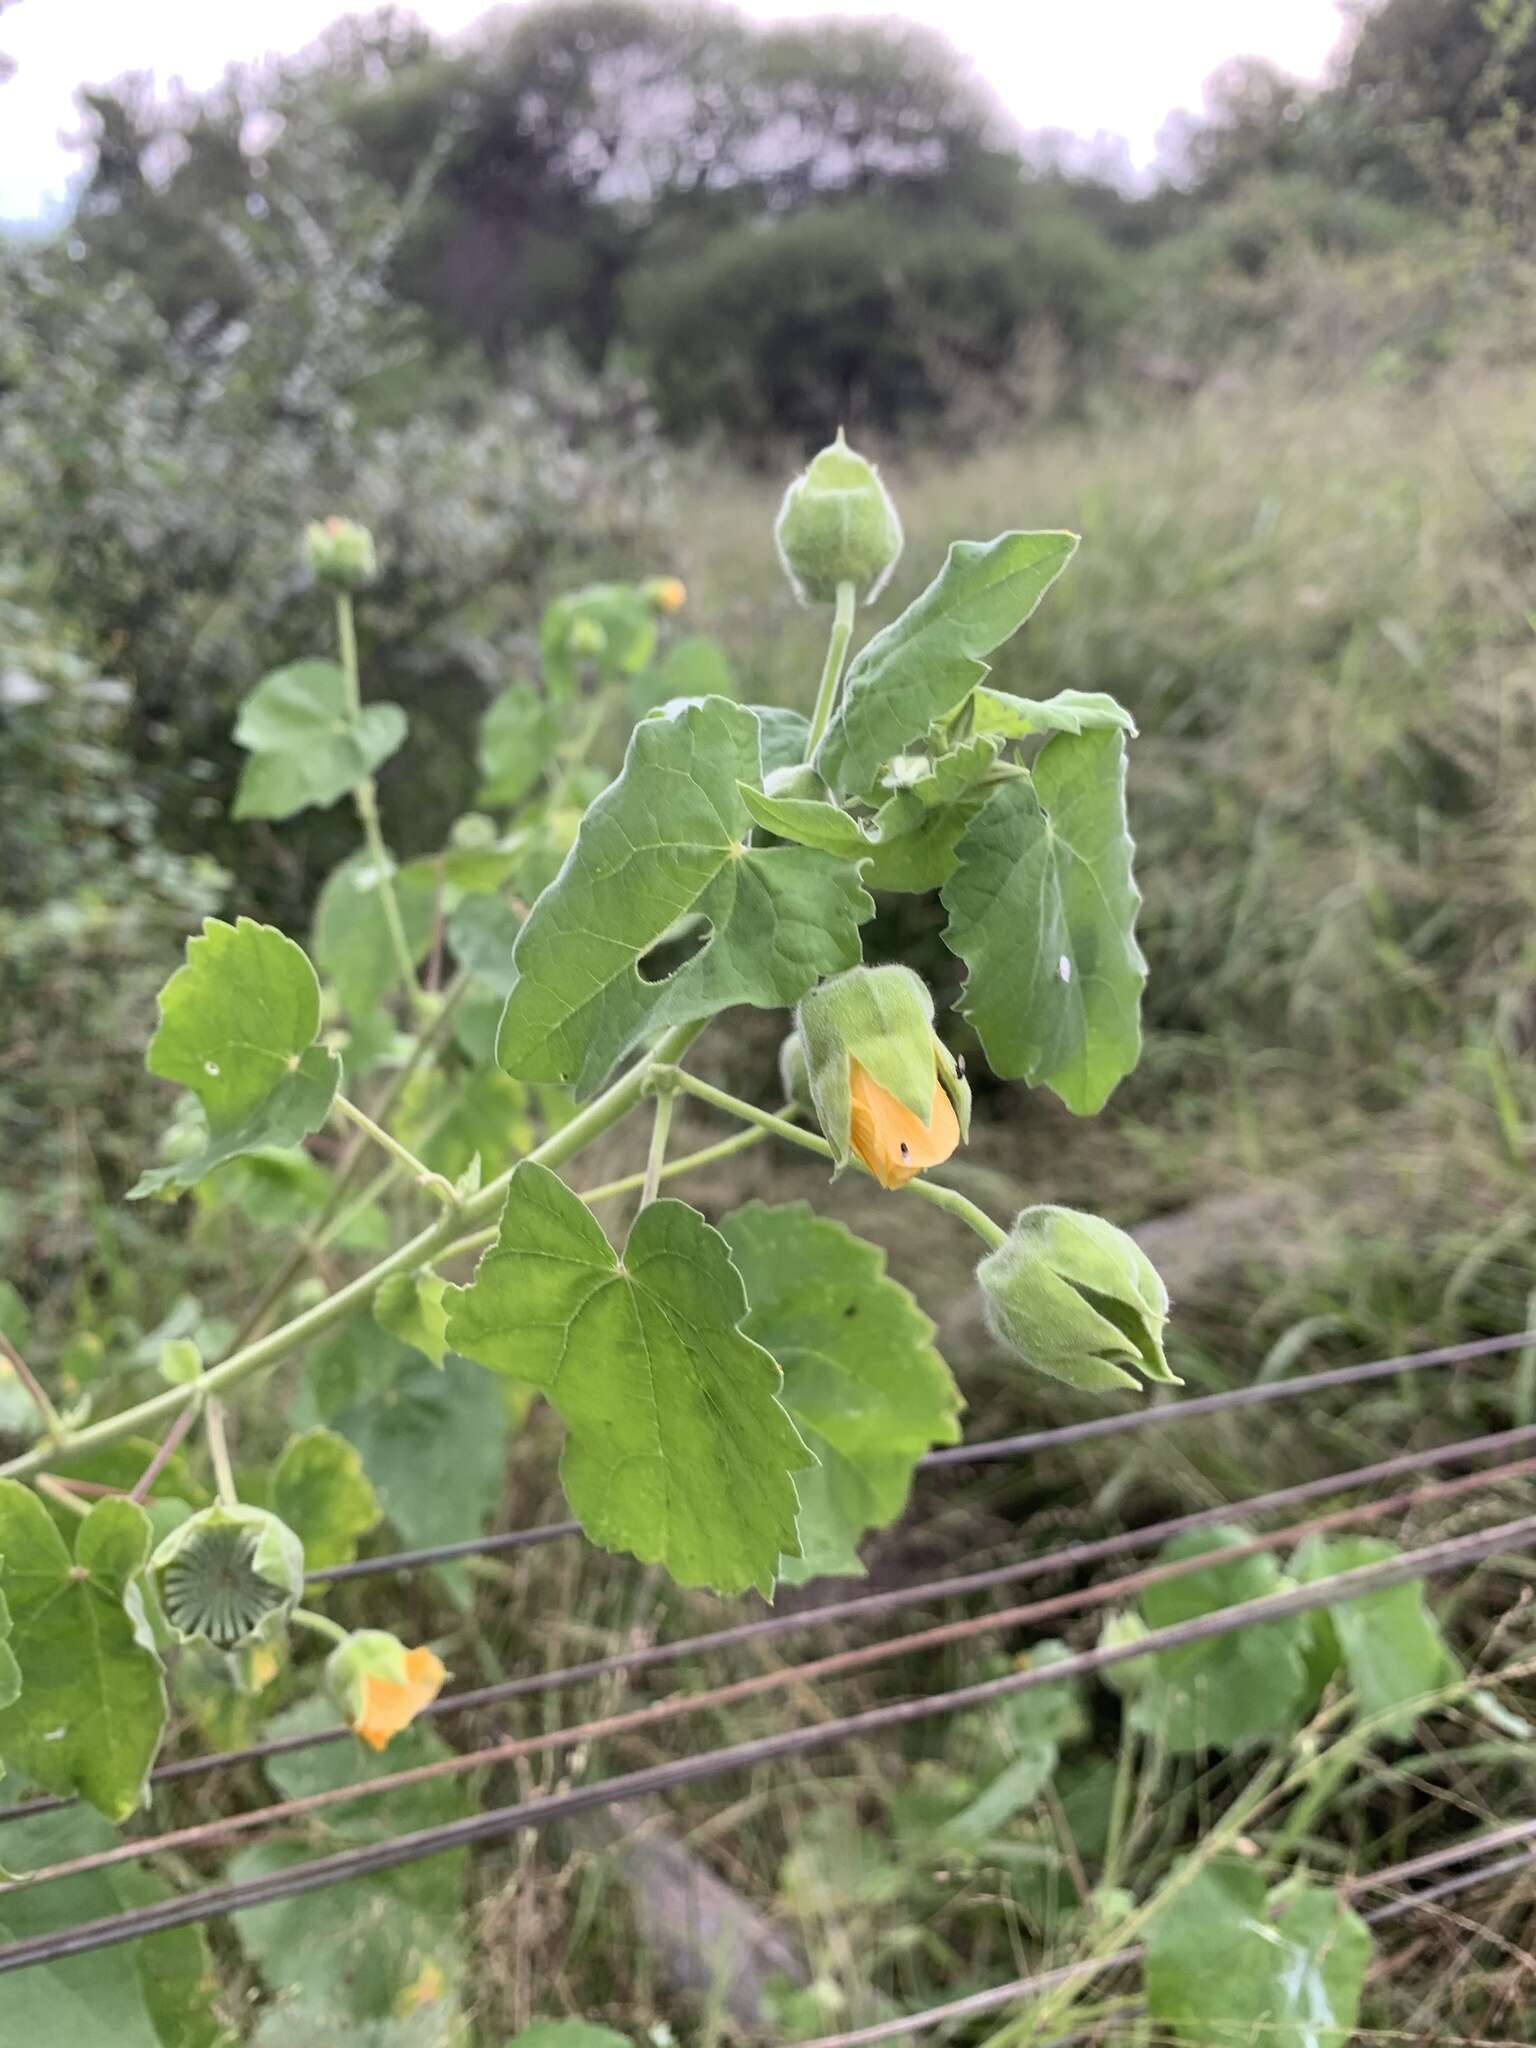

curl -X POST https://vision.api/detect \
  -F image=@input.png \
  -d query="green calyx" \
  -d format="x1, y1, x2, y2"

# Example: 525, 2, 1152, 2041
795, 964, 970, 1173
325, 1627, 411, 1721
774, 428, 903, 607
149, 1503, 306, 1651
304, 515, 378, 591
976, 1204, 1177, 1394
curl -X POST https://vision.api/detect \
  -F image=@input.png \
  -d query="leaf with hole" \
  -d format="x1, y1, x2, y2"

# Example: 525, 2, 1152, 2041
941, 728, 1144, 1113
0, 1485, 166, 1820
447, 1163, 811, 1595
132, 919, 341, 1197
720, 1201, 960, 1583
814, 531, 1077, 794
1146, 1859, 1370, 2048
496, 698, 871, 1094
233, 660, 407, 820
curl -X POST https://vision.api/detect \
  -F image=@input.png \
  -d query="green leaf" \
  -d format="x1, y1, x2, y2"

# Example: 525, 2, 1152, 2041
719, 1201, 961, 1584
1146, 1859, 1371, 2048
333, 1353, 510, 1558
312, 850, 436, 1018
447, 1163, 810, 1596
509, 2026, 634, 2048
478, 681, 556, 808
132, 918, 341, 1197
747, 704, 814, 776
737, 781, 873, 857
969, 687, 1136, 740
234, 1697, 471, 2039
271, 1428, 383, 1571
941, 729, 1145, 1114
1294, 1534, 1458, 1737
0, 1485, 166, 1820
496, 698, 871, 1095
233, 660, 407, 821
1137, 1527, 1310, 1753
447, 892, 522, 1000
0, 1808, 231, 2047
374, 1270, 451, 1369
814, 531, 1078, 794
630, 634, 736, 718
860, 795, 986, 893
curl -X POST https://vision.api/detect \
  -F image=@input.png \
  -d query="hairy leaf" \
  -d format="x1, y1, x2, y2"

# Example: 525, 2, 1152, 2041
447, 1163, 810, 1595
1146, 1859, 1370, 2048
969, 687, 1136, 739
720, 1201, 961, 1584
1137, 1526, 1310, 1753
374, 1270, 451, 1370
333, 1355, 509, 1560
942, 729, 1144, 1114
312, 850, 436, 1018
271, 1428, 383, 1571
1294, 1534, 1458, 1736
497, 698, 870, 1094
814, 531, 1078, 794
233, 660, 406, 821
0, 1486, 166, 1820
132, 918, 341, 1197
737, 781, 874, 857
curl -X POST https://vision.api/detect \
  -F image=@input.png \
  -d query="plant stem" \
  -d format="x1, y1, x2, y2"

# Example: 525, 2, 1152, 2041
0, 1020, 706, 1482
333, 1093, 456, 1209
336, 590, 424, 1011
436, 1121, 773, 1267
36, 1475, 90, 1518
292, 1606, 350, 1649
638, 1090, 675, 1209
203, 1399, 239, 1508
805, 579, 858, 756
653, 1065, 1008, 1248
0, 1332, 67, 1442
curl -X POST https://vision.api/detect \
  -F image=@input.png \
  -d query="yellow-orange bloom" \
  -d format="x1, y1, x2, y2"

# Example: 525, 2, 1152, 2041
355, 1646, 447, 1751
652, 576, 687, 613
847, 1059, 960, 1189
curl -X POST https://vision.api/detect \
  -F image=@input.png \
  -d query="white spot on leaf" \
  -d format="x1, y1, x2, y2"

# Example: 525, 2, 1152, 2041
1058, 955, 1073, 984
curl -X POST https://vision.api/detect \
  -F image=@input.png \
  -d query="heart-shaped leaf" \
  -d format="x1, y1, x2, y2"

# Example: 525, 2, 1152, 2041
271, 1428, 383, 1571
447, 1163, 811, 1595
497, 698, 871, 1095
814, 531, 1078, 795
132, 918, 341, 1197
0, 1485, 166, 1820
233, 660, 407, 820
941, 728, 1144, 1114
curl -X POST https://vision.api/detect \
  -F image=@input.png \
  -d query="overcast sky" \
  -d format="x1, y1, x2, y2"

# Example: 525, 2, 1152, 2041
0, 0, 1353, 220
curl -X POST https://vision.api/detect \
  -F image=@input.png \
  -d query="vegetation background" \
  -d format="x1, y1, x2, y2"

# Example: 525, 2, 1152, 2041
8, 0, 1536, 2038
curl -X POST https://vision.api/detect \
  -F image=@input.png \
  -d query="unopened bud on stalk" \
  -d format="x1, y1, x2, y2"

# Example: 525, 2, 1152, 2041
794, 964, 968, 1189
774, 429, 903, 606
976, 1206, 1176, 1394
149, 1504, 305, 1652
304, 515, 378, 591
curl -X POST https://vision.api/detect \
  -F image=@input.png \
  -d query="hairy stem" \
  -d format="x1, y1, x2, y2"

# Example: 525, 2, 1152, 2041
638, 1090, 675, 1209
805, 578, 858, 756
0, 1333, 66, 1442
333, 1094, 456, 1209
292, 1606, 350, 1649
336, 590, 423, 1010
203, 1399, 239, 1509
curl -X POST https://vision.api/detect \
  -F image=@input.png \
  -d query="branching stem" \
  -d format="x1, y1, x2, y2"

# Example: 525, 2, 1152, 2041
333, 1094, 457, 1210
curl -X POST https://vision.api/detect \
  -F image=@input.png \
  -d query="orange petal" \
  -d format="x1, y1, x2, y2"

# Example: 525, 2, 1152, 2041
848, 1060, 960, 1190
356, 1647, 448, 1752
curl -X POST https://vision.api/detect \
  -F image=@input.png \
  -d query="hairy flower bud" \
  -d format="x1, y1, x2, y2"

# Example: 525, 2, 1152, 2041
778, 1030, 814, 1117
774, 429, 903, 607
304, 515, 378, 591
326, 1628, 448, 1751
795, 964, 969, 1188
976, 1206, 1177, 1393
149, 1504, 305, 1652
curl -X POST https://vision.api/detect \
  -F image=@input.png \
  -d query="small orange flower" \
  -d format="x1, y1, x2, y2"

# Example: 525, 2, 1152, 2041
355, 1646, 447, 1752
652, 576, 687, 613
847, 1059, 960, 1189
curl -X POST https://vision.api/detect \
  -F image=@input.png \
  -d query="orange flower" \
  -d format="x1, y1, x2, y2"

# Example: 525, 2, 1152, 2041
651, 576, 687, 613
847, 1059, 960, 1189
355, 1646, 447, 1752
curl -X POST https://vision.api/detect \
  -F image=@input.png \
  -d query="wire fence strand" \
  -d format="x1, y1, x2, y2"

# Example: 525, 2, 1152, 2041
1, 1506, 1532, 1974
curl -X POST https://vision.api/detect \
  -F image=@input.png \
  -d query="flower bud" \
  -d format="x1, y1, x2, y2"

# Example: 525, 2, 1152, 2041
778, 1031, 814, 1117
976, 1206, 1177, 1393
304, 515, 378, 591
149, 1504, 305, 1652
567, 614, 608, 657
1098, 1610, 1152, 1695
326, 1628, 448, 1752
774, 429, 903, 607
795, 965, 969, 1189
643, 575, 688, 614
